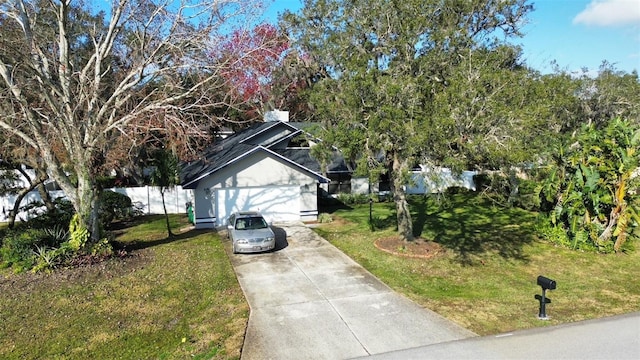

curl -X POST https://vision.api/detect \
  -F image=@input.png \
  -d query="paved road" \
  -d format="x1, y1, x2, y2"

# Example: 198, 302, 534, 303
363, 311, 640, 359
226, 223, 476, 360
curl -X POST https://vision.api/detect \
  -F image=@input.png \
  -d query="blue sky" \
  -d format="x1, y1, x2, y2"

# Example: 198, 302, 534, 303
262, 0, 640, 75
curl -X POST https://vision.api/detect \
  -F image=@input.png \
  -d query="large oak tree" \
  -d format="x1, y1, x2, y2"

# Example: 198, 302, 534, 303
282, 0, 534, 241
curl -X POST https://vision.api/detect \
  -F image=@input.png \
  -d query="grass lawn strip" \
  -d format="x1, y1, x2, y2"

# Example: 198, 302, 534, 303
315, 194, 640, 335
0, 215, 248, 360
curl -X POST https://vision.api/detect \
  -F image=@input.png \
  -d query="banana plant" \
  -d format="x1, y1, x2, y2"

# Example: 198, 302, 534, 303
541, 118, 639, 252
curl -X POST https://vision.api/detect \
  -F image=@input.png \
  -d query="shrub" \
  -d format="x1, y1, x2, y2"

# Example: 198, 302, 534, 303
100, 190, 134, 225
44, 226, 70, 247
539, 119, 639, 253
0, 229, 47, 272
89, 238, 114, 257
68, 214, 89, 251
444, 186, 471, 195
535, 216, 571, 248
511, 179, 542, 211
474, 172, 542, 210
23, 198, 75, 231
1, 201, 76, 272
31, 245, 69, 273
336, 193, 370, 205
534, 215, 623, 253
474, 173, 509, 201
1, 203, 123, 272
318, 213, 333, 223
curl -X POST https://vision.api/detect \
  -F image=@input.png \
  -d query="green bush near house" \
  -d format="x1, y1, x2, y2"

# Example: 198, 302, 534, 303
0, 229, 40, 272
20, 198, 75, 231
0, 225, 73, 273
1, 190, 138, 273
336, 192, 371, 205
99, 190, 135, 225
317, 212, 333, 223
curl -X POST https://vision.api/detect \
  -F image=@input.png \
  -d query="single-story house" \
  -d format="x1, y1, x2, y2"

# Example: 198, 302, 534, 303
180, 111, 480, 229
180, 112, 347, 228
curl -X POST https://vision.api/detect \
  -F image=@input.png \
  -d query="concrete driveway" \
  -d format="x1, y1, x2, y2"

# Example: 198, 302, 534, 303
226, 222, 475, 360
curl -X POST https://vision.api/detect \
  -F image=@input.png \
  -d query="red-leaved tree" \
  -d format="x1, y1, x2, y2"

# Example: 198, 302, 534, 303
217, 23, 290, 121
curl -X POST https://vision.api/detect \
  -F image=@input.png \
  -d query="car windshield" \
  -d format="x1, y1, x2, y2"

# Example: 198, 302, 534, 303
235, 217, 268, 230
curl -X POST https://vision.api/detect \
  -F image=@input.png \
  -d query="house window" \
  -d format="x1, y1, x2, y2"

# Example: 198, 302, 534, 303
327, 173, 351, 194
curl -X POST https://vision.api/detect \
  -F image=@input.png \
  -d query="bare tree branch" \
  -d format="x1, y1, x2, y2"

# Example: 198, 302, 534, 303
0, 0, 268, 240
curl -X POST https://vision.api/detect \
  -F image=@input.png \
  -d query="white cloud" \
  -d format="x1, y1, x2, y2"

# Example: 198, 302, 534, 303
573, 0, 640, 26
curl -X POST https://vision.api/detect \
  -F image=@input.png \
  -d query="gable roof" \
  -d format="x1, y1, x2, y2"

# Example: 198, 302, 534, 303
239, 120, 299, 146
180, 121, 336, 189
272, 148, 350, 174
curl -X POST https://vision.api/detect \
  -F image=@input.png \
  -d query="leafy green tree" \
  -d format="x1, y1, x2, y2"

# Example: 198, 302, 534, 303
576, 63, 640, 128
428, 51, 588, 206
282, 0, 533, 241
541, 118, 639, 252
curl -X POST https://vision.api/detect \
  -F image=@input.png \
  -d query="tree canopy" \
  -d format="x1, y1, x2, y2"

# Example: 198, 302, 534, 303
282, 0, 535, 241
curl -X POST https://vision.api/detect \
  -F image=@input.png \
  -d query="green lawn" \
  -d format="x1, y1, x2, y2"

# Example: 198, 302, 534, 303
2, 194, 638, 357
315, 194, 640, 335
0, 215, 248, 360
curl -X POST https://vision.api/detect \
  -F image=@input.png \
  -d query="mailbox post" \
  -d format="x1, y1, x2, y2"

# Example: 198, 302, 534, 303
369, 197, 374, 231
535, 275, 556, 320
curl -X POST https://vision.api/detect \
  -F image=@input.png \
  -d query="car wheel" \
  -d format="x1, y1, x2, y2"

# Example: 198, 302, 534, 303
232, 243, 238, 254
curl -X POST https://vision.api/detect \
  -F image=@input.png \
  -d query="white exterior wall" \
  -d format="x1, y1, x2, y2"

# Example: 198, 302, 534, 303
193, 152, 319, 228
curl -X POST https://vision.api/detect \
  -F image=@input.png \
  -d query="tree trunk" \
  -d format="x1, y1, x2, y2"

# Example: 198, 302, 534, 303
161, 188, 174, 238
76, 166, 101, 244
7, 169, 47, 229
37, 182, 56, 212
8, 186, 32, 229
33, 167, 56, 212
391, 152, 414, 242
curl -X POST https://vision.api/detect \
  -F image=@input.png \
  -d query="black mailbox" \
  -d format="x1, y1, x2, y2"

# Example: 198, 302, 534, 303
536, 275, 556, 320
537, 276, 556, 290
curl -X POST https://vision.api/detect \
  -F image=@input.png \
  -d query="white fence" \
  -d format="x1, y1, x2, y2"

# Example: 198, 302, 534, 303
1, 186, 193, 223
405, 167, 477, 194
350, 167, 477, 196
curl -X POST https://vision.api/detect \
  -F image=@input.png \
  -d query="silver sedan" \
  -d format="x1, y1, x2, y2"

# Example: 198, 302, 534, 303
227, 211, 276, 254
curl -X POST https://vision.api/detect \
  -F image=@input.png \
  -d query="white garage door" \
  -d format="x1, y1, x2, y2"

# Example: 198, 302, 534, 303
216, 186, 300, 226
